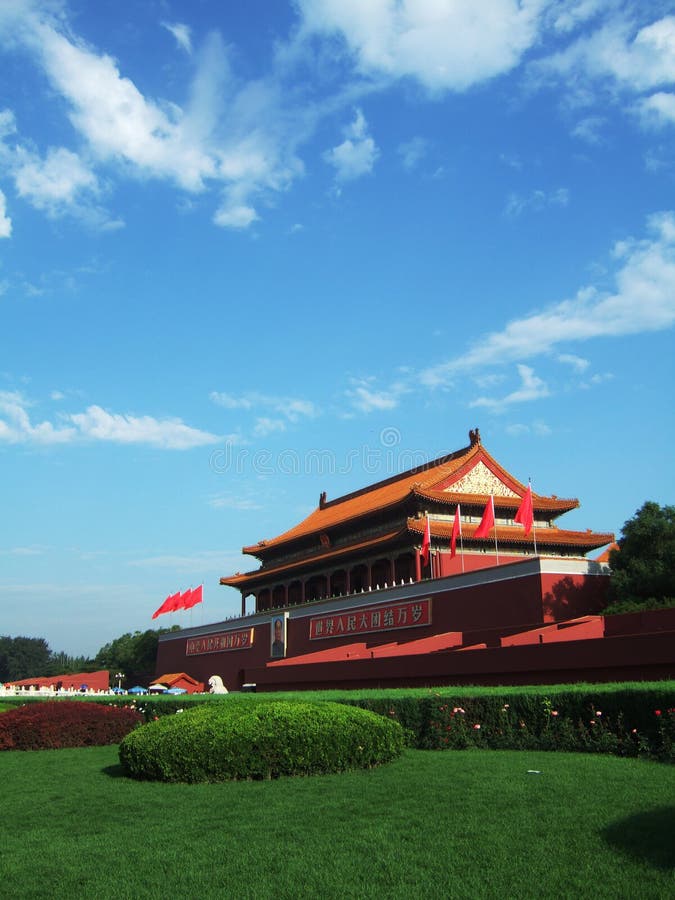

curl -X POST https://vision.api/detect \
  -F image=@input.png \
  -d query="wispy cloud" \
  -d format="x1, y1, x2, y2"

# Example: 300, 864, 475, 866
470, 364, 550, 411
421, 211, 675, 387
129, 550, 240, 572
0, 187, 11, 237
208, 493, 262, 511
557, 353, 590, 372
397, 136, 429, 171
504, 187, 569, 218
209, 390, 317, 424
345, 376, 408, 414
161, 21, 192, 55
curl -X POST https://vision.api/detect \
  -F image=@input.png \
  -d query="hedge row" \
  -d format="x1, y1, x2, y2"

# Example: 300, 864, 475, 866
0, 701, 144, 750
119, 699, 405, 782
344, 689, 675, 761
89, 682, 675, 761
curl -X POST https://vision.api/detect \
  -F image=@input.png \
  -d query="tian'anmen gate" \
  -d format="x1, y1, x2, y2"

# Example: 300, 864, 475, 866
221, 428, 612, 613
156, 429, 675, 690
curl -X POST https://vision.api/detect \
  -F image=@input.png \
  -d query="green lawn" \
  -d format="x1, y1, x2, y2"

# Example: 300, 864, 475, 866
2, 747, 674, 899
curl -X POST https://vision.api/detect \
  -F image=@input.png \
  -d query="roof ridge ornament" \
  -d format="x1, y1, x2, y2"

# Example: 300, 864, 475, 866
469, 427, 481, 446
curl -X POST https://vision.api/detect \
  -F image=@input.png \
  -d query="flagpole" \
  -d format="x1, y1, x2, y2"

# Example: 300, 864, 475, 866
492, 494, 499, 565
530, 479, 538, 556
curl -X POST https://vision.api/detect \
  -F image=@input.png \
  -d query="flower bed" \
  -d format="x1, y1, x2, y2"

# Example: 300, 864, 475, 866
0, 701, 144, 750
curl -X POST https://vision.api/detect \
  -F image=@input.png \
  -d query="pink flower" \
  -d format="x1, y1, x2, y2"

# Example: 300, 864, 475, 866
655, 710, 662, 716
595, 711, 602, 717
631, 728, 637, 734
590, 719, 596, 726
473, 723, 481, 730
550, 710, 559, 717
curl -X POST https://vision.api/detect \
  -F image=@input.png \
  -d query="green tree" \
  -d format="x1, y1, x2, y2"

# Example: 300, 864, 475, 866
47, 651, 97, 676
0, 635, 52, 680
606, 501, 675, 613
94, 626, 179, 684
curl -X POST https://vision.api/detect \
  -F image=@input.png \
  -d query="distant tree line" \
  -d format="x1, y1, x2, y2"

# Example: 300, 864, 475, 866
0, 626, 179, 685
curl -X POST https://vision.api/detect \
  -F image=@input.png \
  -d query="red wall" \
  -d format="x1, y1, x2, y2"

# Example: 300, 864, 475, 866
156, 561, 614, 691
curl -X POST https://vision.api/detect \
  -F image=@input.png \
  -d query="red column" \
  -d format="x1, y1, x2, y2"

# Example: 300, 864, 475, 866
415, 551, 422, 582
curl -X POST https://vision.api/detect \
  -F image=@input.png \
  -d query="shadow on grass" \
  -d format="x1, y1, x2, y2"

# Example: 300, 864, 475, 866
602, 807, 675, 870
102, 764, 129, 779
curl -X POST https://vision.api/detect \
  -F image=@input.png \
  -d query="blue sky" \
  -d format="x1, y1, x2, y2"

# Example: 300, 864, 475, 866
1, 0, 674, 658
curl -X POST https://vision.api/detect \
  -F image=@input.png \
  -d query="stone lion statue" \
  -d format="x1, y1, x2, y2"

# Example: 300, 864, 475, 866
208, 675, 228, 694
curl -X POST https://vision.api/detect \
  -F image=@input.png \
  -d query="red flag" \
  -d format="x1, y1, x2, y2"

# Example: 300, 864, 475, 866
451, 504, 461, 558
514, 484, 534, 535
420, 516, 431, 566
474, 497, 494, 539
151, 591, 181, 619
183, 585, 203, 609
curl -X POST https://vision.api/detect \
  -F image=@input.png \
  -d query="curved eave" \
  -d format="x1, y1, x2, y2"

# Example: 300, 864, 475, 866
223, 529, 406, 589
241, 494, 414, 558
407, 518, 614, 551
412, 487, 579, 514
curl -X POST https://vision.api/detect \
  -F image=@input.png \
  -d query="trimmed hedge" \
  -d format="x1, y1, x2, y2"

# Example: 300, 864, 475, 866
345, 690, 675, 761
96, 681, 675, 761
119, 699, 405, 782
0, 701, 144, 750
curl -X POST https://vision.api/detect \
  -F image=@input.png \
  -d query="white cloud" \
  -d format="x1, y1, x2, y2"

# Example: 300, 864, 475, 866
0, 10, 306, 229
69, 405, 219, 449
557, 353, 590, 372
504, 187, 569, 218
537, 15, 675, 95
398, 136, 428, 170
208, 494, 262, 511
129, 550, 235, 571
571, 115, 606, 144
209, 392, 254, 410
346, 376, 407, 413
209, 390, 317, 423
324, 108, 379, 183
161, 21, 192, 55
297, 0, 544, 92
505, 420, 553, 437
0, 107, 120, 229
213, 202, 259, 229
0, 390, 76, 444
547, 0, 605, 35
0, 188, 11, 237
253, 417, 287, 437
637, 91, 675, 128
14, 145, 97, 209
0, 392, 220, 449
470, 364, 550, 411
421, 210, 675, 385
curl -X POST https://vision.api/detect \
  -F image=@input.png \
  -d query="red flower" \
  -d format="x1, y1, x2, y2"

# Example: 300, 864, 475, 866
655, 710, 662, 716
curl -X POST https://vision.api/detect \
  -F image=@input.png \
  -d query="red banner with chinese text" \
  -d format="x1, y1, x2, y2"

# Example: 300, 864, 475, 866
309, 598, 431, 640
186, 628, 254, 656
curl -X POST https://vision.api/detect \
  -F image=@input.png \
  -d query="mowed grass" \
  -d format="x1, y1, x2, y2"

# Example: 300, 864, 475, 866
1, 747, 673, 900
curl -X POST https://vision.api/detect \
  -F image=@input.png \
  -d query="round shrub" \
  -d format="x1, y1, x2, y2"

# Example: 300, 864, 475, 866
0, 701, 144, 750
118, 699, 405, 782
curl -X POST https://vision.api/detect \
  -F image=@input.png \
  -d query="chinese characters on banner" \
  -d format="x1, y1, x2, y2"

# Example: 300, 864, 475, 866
186, 628, 254, 656
309, 598, 431, 640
